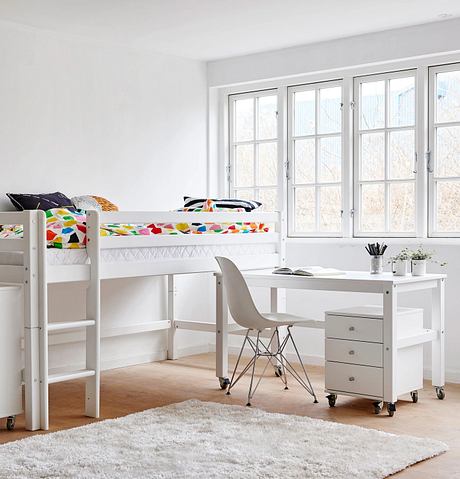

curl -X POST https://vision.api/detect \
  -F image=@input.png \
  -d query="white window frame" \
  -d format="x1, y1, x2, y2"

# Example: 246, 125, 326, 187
217, 52, 460, 240
428, 62, 460, 237
228, 89, 282, 210
353, 69, 419, 238
287, 80, 346, 237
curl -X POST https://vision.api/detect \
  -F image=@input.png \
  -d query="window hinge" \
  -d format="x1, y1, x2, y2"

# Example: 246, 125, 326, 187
350, 101, 356, 110
413, 152, 418, 174
226, 164, 231, 182
350, 208, 355, 217
426, 150, 433, 173
285, 159, 290, 180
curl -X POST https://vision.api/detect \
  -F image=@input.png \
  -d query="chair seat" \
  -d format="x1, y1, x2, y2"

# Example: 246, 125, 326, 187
260, 312, 320, 328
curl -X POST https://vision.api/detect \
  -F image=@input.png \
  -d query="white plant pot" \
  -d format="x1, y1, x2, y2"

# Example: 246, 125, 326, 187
393, 259, 409, 276
412, 259, 427, 276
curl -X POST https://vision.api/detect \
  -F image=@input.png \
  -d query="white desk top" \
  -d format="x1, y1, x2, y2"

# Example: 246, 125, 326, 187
241, 270, 446, 293
243, 269, 446, 284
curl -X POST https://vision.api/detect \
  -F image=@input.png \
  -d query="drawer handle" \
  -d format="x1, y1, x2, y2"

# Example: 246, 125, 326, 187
348, 376, 355, 382
349, 326, 355, 332
348, 350, 355, 355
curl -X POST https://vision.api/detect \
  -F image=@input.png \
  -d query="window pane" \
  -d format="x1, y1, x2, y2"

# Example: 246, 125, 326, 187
390, 182, 415, 232
319, 86, 341, 134
360, 81, 385, 130
436, 126, 460, 177
235, 144, 254, 187
389, 77, 415, 127
319, 136, 341, 183
361, 183, 385, 232
259, 188, 277, 212
295, 187, 316, 232
294, 90, 315, 136
436, 70, 460, 123
257, 142, 277, 186
319, 186, 341, 232
234, 189, 256, 202
257, 96, 277, 140
360, 132, 385, 181
389, 130, 415, 180
294, 139, 315, 184
436, 181, 460, 232
234, 98, 254, 141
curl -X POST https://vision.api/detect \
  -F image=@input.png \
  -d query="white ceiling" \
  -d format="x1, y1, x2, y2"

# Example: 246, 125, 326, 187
1, 0, 460, 61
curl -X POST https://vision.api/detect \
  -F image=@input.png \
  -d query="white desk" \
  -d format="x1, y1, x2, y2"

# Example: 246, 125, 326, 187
215, 270, 446, 406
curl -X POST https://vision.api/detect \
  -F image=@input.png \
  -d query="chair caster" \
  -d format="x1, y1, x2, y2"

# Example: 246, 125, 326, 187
6, 416, 15, 431
435, 387, 445, 400
219, 377, 230, 390
387, 402, 396, 417
410, 390, 418, 403
373, 401, 383, 414
327, 394, 337, 407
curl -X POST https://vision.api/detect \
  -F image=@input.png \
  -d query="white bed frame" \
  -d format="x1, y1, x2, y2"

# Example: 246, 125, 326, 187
0, 210, 283, 431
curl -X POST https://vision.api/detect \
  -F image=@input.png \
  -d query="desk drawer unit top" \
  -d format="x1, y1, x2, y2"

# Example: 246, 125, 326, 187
325, 314, 382, 343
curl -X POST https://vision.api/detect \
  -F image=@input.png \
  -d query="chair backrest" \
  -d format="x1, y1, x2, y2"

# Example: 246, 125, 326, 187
215, 256, 269, 330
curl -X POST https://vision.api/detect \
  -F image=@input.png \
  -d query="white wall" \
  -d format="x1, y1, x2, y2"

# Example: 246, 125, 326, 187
209, 19, 460, 383
0, 21, 213, 372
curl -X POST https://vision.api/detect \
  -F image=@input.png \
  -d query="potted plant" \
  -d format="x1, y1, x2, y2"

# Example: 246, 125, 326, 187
388, 248, 411, 276
409, 246, 446, 276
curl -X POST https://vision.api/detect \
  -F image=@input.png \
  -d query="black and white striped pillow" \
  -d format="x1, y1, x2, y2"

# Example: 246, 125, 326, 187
183, 197, 261, 212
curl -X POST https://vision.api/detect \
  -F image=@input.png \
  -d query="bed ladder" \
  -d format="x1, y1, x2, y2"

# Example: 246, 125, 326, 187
39, 211, 101, 430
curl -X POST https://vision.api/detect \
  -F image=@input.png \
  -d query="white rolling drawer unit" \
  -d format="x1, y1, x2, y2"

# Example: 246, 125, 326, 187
325, 305, 424, 416
0, 284, 23, 431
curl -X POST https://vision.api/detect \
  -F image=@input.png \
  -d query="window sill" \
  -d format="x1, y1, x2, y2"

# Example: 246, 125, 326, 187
286, 236, 460, 246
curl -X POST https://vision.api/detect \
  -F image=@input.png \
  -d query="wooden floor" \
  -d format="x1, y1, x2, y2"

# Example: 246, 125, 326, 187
1, 353, 458, 478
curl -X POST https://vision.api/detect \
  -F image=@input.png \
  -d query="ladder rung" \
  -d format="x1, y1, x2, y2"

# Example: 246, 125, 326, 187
48, 319, 96, 332
48, 369, 96, 384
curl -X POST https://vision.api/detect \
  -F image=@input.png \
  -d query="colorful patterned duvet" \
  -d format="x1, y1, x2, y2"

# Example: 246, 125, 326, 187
0, 208, 269, 249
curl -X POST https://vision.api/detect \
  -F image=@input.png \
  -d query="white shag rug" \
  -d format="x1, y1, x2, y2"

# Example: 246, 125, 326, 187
0, 400, 447, 479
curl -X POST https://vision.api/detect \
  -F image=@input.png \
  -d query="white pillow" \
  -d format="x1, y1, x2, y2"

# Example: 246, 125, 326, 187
71, 195, 102, 211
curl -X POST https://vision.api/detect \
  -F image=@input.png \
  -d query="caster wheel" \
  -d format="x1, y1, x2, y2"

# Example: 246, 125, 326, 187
274, 365, 283, 377
373, 401, 383, 414
410, 391, 418, 403
387, 403, 396, 417
327, 394, 337, 407
435, 387, 445, 400
6, 416, 15, 431
219, 377, 230, 390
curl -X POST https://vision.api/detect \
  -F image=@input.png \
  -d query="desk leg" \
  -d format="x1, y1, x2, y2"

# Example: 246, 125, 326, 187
167, 275, 177, 360
216, 274, 229, 389
432, 278, 445, 397
270, 288, 287, 375
383, 285, 398, 412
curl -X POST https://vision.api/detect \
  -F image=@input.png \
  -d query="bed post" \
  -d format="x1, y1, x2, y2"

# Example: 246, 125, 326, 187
23, 211, 42, 431
167, 275, 178, 360
85, 210, 101, 418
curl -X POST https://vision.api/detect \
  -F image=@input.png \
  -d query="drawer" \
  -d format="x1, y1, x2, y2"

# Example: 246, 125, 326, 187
325, 338, 383, 367
325, 361, 383, 398
325, 315, 382, 343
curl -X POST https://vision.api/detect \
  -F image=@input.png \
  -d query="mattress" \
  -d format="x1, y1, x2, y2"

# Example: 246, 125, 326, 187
0, 243, 276, 266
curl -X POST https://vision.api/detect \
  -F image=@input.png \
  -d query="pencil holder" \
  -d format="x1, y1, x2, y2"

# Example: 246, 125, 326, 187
370, 255, 383, 274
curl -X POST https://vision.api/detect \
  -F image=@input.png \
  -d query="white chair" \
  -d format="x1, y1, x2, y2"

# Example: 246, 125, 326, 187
215, 256, 319, 406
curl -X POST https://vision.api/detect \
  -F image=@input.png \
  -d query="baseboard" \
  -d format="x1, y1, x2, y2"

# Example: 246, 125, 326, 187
48, 343, 214, 376
424, 367, 460, 384
227, 345, 325, 367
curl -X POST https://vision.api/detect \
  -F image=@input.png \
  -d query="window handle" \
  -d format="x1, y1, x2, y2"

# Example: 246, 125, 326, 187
413, 152, 418, 174
426, 150, 434, 174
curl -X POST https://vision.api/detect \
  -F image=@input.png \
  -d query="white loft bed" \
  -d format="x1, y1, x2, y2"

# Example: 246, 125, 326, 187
0, 209, 283, 431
